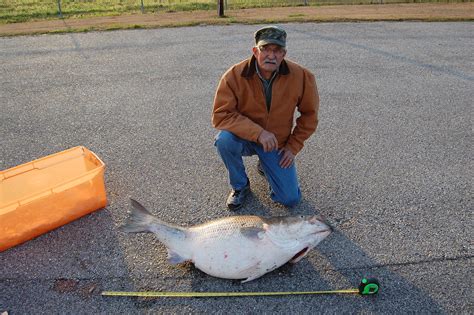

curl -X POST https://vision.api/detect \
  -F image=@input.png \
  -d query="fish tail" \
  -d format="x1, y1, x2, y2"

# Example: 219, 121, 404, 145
121, 198, 158, 233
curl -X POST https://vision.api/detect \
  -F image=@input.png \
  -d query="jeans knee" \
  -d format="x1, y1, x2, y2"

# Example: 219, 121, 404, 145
215, 130, 239, 153
274, 190, 301, 207
282, 195, 301, 207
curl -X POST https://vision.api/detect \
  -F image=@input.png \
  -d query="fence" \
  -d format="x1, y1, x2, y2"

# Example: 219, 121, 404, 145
0, 0, 469, 23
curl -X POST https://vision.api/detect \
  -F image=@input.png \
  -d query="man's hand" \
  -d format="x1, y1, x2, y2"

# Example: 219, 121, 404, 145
258, 130, 278, 152
279, 147, 295, 168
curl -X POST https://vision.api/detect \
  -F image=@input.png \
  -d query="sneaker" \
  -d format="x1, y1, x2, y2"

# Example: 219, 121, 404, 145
226, 181, 250, 210
257, 160, 265, 176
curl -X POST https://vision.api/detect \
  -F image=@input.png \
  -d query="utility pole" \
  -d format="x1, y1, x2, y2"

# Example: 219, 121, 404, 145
218, 0, 224, 17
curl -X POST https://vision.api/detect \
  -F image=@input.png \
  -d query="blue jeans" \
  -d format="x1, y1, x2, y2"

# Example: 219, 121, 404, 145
214, 130, 301, 207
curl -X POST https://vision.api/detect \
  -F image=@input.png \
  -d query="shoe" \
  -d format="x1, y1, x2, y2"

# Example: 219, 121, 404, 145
257, 160, 265, 176
227, 181, 250, 210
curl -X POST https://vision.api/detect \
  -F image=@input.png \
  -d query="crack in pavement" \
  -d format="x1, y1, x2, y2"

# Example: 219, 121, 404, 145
333, 254, 473, 271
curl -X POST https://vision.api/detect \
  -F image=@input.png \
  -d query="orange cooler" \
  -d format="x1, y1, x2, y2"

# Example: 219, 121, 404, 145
0, 146, 107, 252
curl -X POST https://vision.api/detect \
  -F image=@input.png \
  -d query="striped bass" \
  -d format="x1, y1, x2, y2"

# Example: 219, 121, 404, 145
122, 199, 332, 283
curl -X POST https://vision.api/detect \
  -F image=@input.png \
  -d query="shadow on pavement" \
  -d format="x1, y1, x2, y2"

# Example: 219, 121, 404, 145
0, 206, 137, 313
128, 195, 444, 313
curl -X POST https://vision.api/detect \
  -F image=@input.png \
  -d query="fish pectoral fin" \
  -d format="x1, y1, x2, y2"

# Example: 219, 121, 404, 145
240, 227, 266, 240
241, 274, 265, 283
239, 261, 266, 283
166, 248, 188, 265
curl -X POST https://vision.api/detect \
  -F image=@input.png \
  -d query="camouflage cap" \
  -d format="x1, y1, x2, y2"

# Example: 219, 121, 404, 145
254, 25, 287, 48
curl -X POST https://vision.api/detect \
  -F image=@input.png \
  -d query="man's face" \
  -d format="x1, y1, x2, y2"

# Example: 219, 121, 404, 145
252, 44, 286, 76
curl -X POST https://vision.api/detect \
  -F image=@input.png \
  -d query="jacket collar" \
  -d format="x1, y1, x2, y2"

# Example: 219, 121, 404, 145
241, 55, 290, 78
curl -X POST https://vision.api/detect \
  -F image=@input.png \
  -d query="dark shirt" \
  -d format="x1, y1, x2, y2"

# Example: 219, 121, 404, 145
255, 60, 278, 112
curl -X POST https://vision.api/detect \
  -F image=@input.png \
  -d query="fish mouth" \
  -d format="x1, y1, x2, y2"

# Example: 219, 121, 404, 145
310, 228, 332, 237
318, 228, 333, 234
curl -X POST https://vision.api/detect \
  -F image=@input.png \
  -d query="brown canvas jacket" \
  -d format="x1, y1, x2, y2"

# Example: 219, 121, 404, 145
212, 56, 319, 155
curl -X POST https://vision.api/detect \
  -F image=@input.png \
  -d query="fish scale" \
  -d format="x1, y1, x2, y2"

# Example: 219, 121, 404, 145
189, 216, 264, 238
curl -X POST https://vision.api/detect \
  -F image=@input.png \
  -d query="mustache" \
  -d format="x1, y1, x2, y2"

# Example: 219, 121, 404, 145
264, 59, 277, 65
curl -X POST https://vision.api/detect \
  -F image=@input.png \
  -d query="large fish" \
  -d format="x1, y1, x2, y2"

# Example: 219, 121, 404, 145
122, 199, 332, 283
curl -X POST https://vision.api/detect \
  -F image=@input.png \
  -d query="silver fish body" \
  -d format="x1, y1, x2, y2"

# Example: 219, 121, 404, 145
122, 199, 332, 283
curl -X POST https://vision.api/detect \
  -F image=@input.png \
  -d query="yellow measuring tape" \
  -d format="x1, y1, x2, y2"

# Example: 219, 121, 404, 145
101, 278, 379, 298
101, 289, 359, 298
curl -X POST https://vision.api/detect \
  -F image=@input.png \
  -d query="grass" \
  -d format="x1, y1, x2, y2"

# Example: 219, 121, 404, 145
0, 0, 470, 24
0, 0, 217, 23
288, 13, 306, 17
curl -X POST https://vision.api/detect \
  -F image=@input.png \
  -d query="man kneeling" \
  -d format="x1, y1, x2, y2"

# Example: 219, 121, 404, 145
212, 25, 320, 210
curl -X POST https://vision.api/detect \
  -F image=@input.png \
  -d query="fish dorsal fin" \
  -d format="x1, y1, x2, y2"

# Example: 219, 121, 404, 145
240, 226, 267, 240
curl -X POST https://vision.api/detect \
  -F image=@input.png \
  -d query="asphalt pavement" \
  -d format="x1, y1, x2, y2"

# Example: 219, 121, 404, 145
0, 22, 473, 314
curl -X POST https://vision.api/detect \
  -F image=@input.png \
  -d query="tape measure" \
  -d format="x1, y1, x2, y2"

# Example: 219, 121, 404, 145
101, 278, 379, 298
